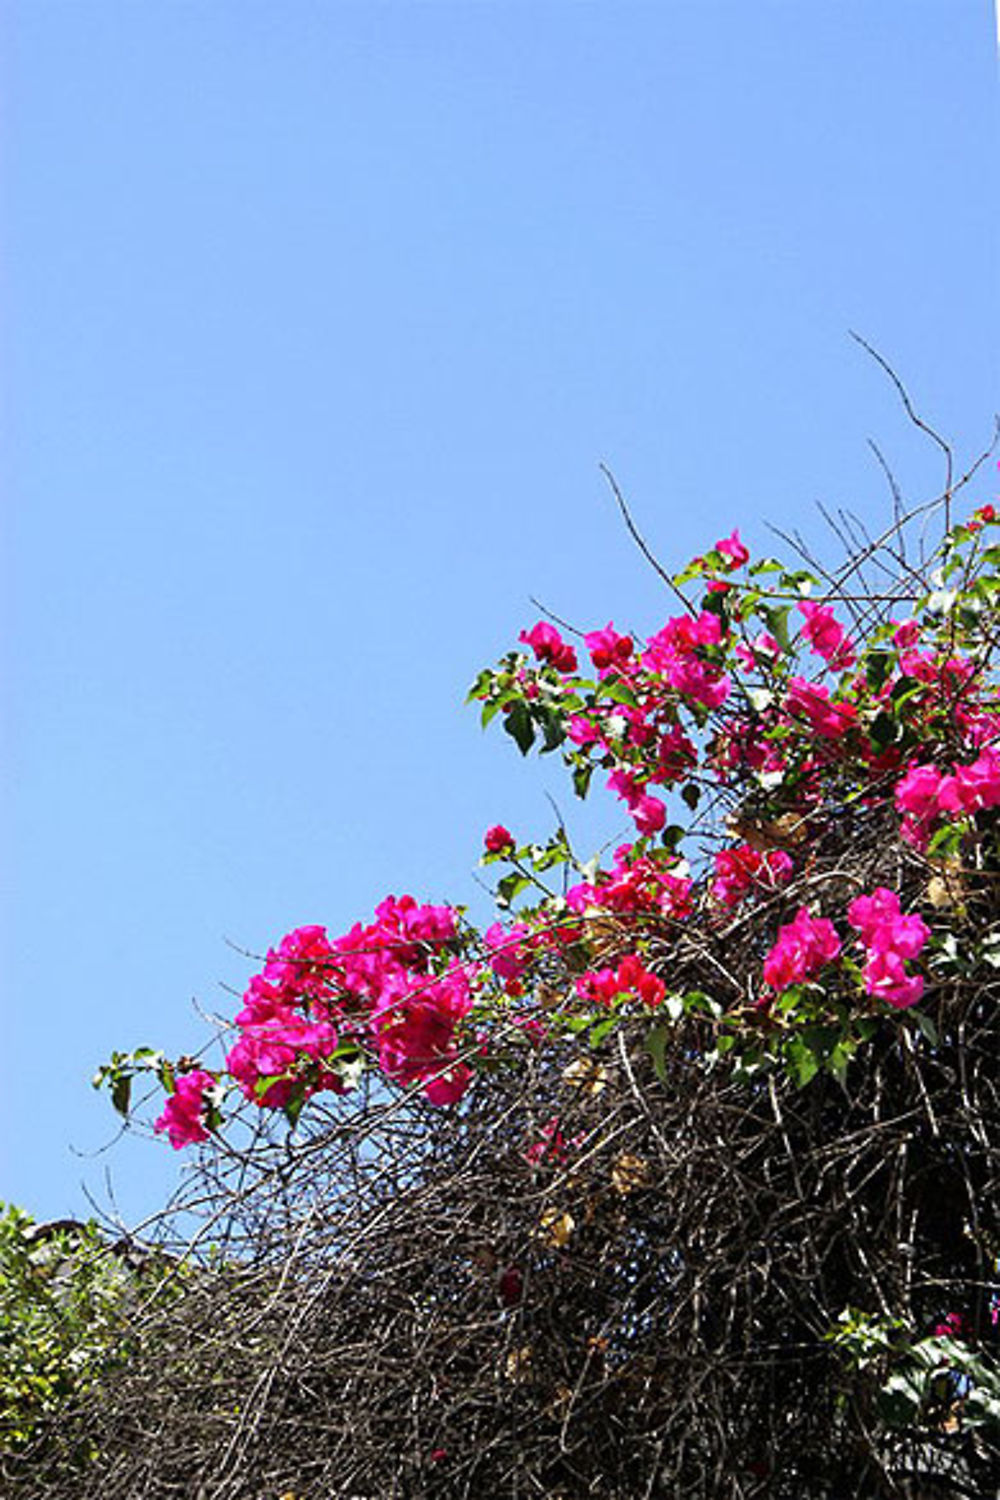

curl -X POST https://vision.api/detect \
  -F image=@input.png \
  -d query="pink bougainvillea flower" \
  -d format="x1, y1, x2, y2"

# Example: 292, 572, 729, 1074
235, 972, 296, 1028
519, 621, 578, 674
616, 952, 666, 1008
715, 529, 749, 569
953, 746, 1000, 814
524, 1115, 571, 1165
762, 908, 841, 993
894, 763, 961, 848
484, 824, 516, 854
712, 845, 794, 909
226, 1016, 342, 1107
632, 792, 667, 836
847, 887, 928, 1009
575, 966, 621, 1008
252, 924, 337, 1013
567, 845, 692, 922
422, 1062, 472, 1106
732, 630, 783, 673
154, 1069, 216, 1150
846, 888, 904, 945
862, 947, 924, 1009
644, 612, 731, 709
575, 953, 665, 1009
567, 713, 600, 748
892, 619, 921, 650
656, 723, 698, 782
797, 601, 856, 670
605, 768, 666, 836
483, 920, 533, 982
607, 767, 640, 804
784, 678, 858, 739
585, 621, 634, 674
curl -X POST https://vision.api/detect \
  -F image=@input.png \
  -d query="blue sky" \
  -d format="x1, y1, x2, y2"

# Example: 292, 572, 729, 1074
4, 1, 998, 1228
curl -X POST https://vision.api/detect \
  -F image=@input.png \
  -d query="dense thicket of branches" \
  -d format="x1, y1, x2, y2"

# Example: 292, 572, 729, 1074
9, 878, 1000, 1498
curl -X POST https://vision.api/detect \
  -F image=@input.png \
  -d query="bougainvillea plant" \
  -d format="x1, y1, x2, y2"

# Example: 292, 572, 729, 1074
72, 455, 1000, 1496
97, 493, 1000, 1142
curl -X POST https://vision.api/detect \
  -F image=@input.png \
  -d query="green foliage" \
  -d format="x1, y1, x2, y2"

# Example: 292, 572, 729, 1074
0, 1202, 176, 1457
829, 1308, 1000, 1436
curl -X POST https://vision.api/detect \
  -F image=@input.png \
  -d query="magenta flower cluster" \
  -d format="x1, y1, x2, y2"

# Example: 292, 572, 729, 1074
575, 952, 666, 1011
711, 844, 794, 909
156, 897, 476, 1147
895, 746, 1000, 849
759, 888, 929, 1011
154, 1069, 216, 1150
762, 908, 842, 994
145, 502, 1000, 1151
847, 888, 929, 1010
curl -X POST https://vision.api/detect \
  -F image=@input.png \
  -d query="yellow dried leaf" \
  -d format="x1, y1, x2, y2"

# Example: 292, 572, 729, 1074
726, 810, 810, 851
538, 1207, 576, 1247
927, 858, 965, 910
561, 1058, 608, 1095
611, 1153, 650, 1196
504, 1344, 534, 1382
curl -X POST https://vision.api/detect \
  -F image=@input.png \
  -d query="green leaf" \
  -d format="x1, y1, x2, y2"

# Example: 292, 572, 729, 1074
827, 1041, 853, 1085
779, 568, 819, 596
599, 677, 639, 709
572, 761, 594, 800
865, 651, 892, 692
927, 821, 964, 859
911, 1011, 939, 1047
532, 831, 570, 871
683, 990, 719, 1017
503, 701, 535, 755
784, 1038, 819, 1089
868, 710, 895, 750
647, 1024, 669, 1083
282, 1087, 307, 1129
588, 1016, 619, 1047
681, 782, 701, 812
763, 604, 791, 652
536, 705, 566, 753
110, 1074, 132, 1117
466, 668, 493, 704
496, 871, 532, 908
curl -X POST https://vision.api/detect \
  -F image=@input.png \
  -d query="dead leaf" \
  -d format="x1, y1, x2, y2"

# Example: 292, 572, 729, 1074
927, 856, 965, 910
561, 1058, 608, 1095
537, 1207, 576, 1248
503, 1344, 534, 1382
611, 1153, 650, 1196
727, 810, 810, 851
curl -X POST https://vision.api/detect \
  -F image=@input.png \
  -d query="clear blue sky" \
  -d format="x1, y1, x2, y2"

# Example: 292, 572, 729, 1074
4, 2, 998, 1229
